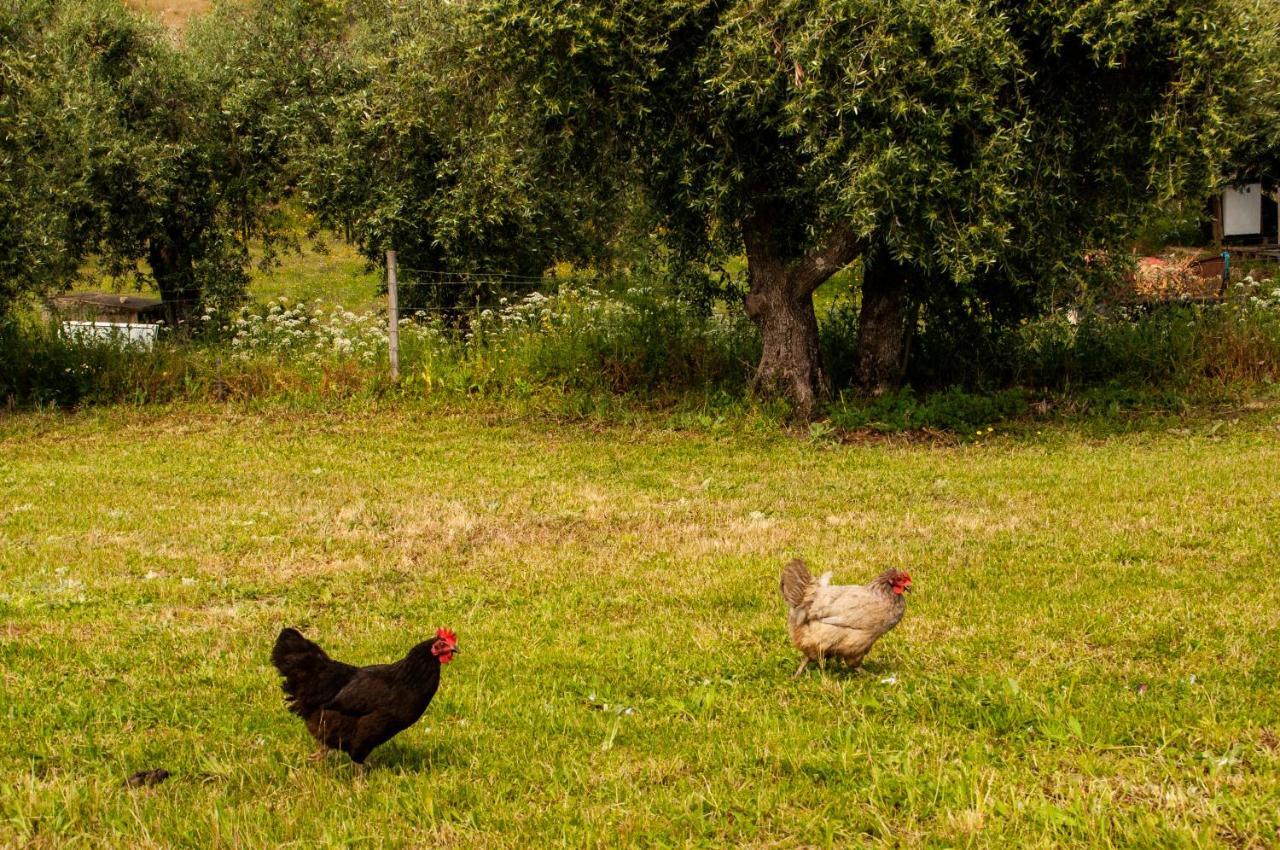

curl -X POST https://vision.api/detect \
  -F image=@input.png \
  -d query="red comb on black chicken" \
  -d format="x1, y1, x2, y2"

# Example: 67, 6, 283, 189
271, 627, 459, 766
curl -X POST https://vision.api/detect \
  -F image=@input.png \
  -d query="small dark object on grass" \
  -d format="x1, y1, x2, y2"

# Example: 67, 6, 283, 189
125, 768, 171, 788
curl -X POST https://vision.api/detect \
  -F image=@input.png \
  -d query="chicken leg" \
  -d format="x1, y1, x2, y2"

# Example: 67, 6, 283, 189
792, 657, 810, 678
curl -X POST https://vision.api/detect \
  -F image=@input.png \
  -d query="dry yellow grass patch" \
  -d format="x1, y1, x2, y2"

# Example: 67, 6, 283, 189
126, 0, 208, 31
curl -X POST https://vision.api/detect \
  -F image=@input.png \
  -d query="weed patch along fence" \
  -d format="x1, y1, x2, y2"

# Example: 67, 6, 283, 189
383, 250, 551, 381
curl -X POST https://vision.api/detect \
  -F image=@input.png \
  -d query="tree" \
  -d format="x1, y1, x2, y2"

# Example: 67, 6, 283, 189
857, 0, 1265, 390
0, 0, 96, 312
184, 0, 362, 267
481, 0, 1255, 413
38, 0, 241, 321
1, 0, 326, 323
288, 0, 622, 311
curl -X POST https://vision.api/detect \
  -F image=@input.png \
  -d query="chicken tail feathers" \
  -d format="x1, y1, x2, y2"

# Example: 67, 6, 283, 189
780, 558, 814, 608
272, 628, 353, 718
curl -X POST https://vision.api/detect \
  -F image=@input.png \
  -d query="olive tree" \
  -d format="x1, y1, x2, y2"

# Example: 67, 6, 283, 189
184, 0, 362, 265
859, 0, 1267, 389
480, 0, 1255, 412
35, 0, 244, 321
2, 0, 335, 322
288, 0, 621, 310
0, 1, 96, 310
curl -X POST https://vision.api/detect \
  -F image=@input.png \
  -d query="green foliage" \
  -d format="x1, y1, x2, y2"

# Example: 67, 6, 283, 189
995, 0, 1252, 286
1132, 203, 1206, 254
482, 0, 1026, 274
1014, 289, 1280, 390
43, 0, 243, 310
461, 283, 761, 396
0, 0, 93, 307
476, 0, 1262, 404
894, 0, 1267, 361
0, 0, 348, 320
0, 313, 197, 407
184, 0, 360, 267
482, 0, 1256, 280
7, 266, 1278, 425
1228, 0, 1280, 182
0, 280, 760, 409
825, 271, 1280, 400
818, 298, 862, 389
283, 0, 621, 300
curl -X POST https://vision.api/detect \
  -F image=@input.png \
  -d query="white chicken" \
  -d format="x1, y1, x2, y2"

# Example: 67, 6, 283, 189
780, 559, 912, 676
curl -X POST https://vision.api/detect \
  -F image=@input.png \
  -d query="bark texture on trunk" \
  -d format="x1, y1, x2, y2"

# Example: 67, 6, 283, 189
855, 246, 914, 394
148, 233, 200, 328
743, 212, 862, 418
745, 278, 826, 417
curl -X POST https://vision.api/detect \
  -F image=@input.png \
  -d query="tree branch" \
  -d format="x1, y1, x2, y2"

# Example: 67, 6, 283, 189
789, 224, 864, 296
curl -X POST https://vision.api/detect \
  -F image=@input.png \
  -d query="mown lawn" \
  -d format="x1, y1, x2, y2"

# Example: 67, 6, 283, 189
1, 406, 1278, 848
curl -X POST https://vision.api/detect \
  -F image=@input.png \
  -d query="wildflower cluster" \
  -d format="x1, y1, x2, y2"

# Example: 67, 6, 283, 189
1234, 275, 1280, 311
227, 298, 391, 364
210, 284, 757, 394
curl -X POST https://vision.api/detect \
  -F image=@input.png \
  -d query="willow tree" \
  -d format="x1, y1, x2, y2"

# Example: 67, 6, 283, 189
481, 0, 1254, 413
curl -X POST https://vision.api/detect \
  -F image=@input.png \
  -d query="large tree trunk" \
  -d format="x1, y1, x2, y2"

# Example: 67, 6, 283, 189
148, 233, 200, 329
742, 212, 863, 418
745, 275, 826, 417
856, 246, 914, 393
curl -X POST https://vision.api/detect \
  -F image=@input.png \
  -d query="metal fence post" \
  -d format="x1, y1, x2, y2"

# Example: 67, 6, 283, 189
387, 249, 399, 381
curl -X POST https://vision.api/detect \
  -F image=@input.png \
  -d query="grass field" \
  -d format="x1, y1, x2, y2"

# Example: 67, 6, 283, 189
2, 406, 1279, 847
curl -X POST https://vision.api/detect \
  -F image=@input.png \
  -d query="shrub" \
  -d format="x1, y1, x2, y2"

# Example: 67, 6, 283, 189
469, 284, 759, 395
5, 272, 1276, 428
1, 283, 760, 409
819, 299, 862, 390
1014, 276, 1280, 390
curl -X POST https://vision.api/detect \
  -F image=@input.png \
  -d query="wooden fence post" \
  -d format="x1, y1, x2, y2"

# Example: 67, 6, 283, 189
387, 249, 399, 381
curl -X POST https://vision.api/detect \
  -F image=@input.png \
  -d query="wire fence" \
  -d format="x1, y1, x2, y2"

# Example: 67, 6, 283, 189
47, 254, 555, 380
391, 267, 552, 315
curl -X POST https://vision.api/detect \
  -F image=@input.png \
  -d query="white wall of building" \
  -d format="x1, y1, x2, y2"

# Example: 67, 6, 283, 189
1222, 183, 1263, 236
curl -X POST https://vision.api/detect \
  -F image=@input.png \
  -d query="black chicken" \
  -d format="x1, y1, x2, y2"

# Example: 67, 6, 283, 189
271, 627, 459, 766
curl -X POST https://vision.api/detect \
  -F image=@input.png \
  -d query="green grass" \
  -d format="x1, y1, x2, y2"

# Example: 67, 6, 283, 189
247, 239, 382, 310
1, 406, 1279, 848
68, 236, 382, 311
